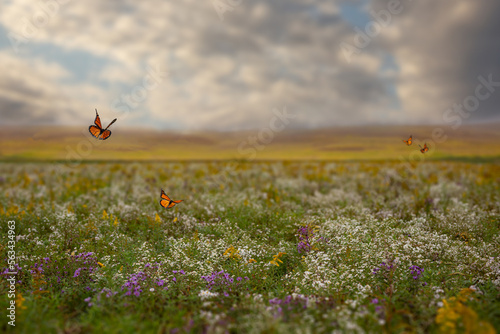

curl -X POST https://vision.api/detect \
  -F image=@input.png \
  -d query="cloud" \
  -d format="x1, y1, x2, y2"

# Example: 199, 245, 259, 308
0, 51, 113, 126
372, 0, 500, 123
0, 0, 498, 130
0, 52, 75, 124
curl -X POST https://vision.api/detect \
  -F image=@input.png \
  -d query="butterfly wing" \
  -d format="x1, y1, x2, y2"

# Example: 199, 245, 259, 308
408, 136, 412, 145
94, 109, 102, 128
100, 129, 112, 140
172, 200, 183, 204
167, 201, 177, 208
159, 199, 171, 208
89, 125, 102, 139
160, 189, 171, 201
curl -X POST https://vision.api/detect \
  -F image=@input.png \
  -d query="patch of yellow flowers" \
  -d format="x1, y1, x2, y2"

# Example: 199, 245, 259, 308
223, 245, 241, 260
435, 288, 495, 334
16, 293, 27, 311
103, 209, 120, 226
270, 252, 286, 267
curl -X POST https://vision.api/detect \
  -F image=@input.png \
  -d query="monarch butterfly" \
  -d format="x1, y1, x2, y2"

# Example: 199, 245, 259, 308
159, 189, 183, 209
402, 135, 412, 146
89, 109, 117, 140
419, 143, 429, 154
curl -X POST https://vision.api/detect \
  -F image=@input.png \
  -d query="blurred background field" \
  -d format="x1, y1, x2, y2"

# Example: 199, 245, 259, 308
1, 123, 500, 162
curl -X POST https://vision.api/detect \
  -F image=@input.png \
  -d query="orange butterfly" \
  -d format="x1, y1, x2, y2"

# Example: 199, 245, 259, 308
89, 109, 117, 140
159, 189, 183, 209
402, 135, 412, 146
419, 143, 429, 154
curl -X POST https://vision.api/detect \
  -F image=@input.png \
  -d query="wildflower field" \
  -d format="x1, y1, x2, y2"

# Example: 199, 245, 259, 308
1, 161, 499, 333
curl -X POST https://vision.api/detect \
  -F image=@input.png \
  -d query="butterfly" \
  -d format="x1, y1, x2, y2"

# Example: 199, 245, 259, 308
159, 189, 183, 209
89, 109, 117, 140
402, 135, 412, 146
419, 143, 429, 154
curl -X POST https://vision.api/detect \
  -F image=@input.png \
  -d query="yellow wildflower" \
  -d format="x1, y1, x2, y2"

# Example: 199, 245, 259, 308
223, 246, 241, 260
270, 252, 286, 266
16, 293, 27, 310
7, 205, 19, 216
435, 288, 495, 334
436, 299, 460, 333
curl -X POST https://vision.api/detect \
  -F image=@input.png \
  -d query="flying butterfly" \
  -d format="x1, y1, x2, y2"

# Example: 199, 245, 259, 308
159, 189, 183, 209
89, 109, 117, 140
419, 143, 429, 154
402, 135, 412, 146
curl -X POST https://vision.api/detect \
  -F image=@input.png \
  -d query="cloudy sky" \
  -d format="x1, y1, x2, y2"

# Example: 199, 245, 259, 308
0, 0, 499, 130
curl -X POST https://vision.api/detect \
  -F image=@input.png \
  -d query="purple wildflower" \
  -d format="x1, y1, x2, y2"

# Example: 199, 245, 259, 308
297, 225, 314, 254
408, 265, 427, 292
73, 268, 82, 278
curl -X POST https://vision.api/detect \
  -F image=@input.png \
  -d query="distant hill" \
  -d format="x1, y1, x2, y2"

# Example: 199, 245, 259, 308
1, 123, 499, 162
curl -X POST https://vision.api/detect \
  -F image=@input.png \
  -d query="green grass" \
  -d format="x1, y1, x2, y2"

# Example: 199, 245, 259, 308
0, 161, 499, 333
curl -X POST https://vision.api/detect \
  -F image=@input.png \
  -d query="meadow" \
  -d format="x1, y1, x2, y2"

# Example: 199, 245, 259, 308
1, 123, 500, 161
0, 160, 499, 333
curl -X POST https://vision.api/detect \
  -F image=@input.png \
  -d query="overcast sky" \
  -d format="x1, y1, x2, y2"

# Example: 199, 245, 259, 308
0, 0, 499, 130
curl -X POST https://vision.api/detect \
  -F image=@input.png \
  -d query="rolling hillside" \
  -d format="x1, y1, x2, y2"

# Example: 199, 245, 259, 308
1, 123, 499, 162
